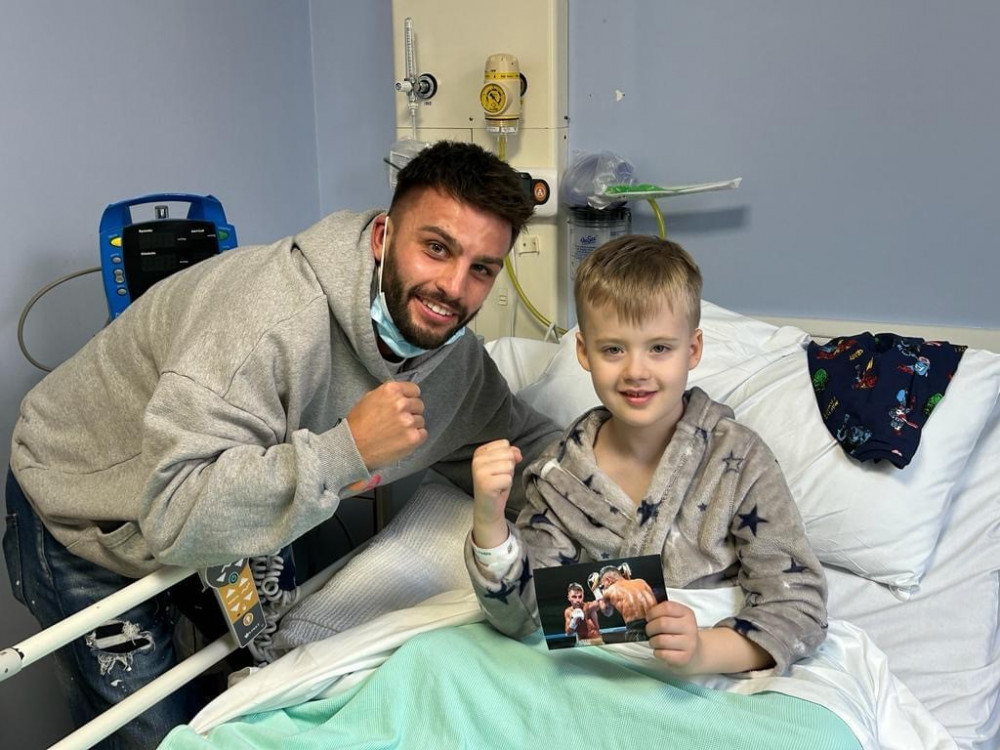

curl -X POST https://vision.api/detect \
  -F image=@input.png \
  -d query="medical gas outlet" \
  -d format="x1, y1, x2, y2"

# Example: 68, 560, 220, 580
480, 53, 525, 134
395, 17, 438, 139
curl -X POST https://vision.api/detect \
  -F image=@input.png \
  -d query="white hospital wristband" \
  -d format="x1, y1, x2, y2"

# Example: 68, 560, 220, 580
471, 532, 522, 580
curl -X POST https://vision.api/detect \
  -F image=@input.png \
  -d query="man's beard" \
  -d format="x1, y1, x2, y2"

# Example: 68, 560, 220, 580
381, 243, 475, 349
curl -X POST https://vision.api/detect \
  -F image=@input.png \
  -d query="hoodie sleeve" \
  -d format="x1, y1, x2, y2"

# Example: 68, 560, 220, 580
714, 436, 829, 673
137, 370, 371, 568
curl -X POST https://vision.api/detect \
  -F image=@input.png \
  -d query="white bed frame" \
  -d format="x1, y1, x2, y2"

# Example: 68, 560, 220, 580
2, 314, 997, 750
759, 314, 1000, 353
0, 552, 355, 749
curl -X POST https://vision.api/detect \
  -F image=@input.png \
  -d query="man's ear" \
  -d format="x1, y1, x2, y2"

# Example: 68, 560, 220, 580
576, 330, 592, 372
371, 213, 389, 263
689, 328, 704, 371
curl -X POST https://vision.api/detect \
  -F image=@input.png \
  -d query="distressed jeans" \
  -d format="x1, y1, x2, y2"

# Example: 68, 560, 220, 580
2, 468, 207, 749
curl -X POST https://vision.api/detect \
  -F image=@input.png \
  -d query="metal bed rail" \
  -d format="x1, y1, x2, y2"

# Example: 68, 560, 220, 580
0, 555, 350, 749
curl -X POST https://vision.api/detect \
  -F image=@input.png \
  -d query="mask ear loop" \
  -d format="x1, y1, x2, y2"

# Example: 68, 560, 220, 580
377, 216, 390, 297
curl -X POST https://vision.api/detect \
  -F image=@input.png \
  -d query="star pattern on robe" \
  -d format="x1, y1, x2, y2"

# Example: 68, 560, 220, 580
582, 474, 600, 493
556, 440, 568, 461
637, 499, 662, 526
737, 504, 768, 536
558, 427, 586, 460
558, 546, 581, 566
601, 551, 611, 559
697, 502, 709, 512
517, 557, 533, 594
784, 557, 808, 574
483, 580, 517, 605
732, 617, 760, 637
722, 451, 745, 473
696, 427, 709, 443
528, 510, 553, 526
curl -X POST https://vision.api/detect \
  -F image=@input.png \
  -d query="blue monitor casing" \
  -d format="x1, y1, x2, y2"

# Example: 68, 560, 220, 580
100, 193, 237, 319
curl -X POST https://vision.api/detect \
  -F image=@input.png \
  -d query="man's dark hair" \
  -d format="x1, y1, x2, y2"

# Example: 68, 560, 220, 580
389, 140, 534, 247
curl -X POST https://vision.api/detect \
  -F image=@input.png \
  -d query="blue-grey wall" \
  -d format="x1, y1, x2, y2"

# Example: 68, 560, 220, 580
569, 1, 999, 329
0, 1, 326, 745
310, 1, 396, 213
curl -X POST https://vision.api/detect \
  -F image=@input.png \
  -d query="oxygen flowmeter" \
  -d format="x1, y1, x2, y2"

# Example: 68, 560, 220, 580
100, 193, 237, 319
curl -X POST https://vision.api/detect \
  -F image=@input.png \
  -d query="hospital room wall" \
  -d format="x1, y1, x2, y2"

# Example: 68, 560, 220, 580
567, 1, 1000, 331
0, 2, 325, 746
310, 2, 396, 215
2, 0, 997, 744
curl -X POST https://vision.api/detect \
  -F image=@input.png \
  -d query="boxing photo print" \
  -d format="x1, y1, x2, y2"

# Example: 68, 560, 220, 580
533, 555, 667, 649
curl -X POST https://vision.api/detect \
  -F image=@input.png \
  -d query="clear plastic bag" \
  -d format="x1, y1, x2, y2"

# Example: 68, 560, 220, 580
559, 150, 635, 209
386, 139, 429, 191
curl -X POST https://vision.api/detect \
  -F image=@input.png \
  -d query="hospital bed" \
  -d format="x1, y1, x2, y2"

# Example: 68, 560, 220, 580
4, 300, 999, 749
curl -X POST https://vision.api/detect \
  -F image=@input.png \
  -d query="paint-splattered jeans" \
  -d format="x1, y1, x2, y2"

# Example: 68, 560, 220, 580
2, 468, 206, 749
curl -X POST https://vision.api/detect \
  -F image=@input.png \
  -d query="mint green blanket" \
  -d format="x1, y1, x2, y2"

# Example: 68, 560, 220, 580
162, 623, 861, 750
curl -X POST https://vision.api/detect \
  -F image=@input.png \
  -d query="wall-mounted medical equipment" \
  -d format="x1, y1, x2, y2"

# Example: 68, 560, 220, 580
480, 53, 524, 135
394, 17, 437, 140
480, 53, 527, 163
100, 193, 237, 319
559, 150, 743, 327
17, 192, 239, 372
567, 205, 632, 281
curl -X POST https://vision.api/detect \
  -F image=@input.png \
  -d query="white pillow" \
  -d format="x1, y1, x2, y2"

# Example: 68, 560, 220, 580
484, 336, 559, 394
517, 300, 809, 427
515, 299, 1000, 595
724, 345, 1000, 595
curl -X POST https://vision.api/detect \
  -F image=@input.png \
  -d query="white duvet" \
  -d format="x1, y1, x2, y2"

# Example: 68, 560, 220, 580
187, 586, 955, 750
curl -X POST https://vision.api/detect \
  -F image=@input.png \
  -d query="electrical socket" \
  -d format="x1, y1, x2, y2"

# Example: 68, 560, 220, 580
516, 235, 540, 256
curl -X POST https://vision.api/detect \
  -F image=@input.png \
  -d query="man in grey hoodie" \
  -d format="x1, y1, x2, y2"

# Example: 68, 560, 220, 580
4, 140, 560, 748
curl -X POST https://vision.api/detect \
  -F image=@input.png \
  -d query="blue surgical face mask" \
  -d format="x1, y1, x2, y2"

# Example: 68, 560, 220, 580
370, 219, 465, 359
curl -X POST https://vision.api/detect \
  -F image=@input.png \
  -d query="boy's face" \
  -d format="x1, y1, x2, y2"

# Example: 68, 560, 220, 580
576, 299, 702, 437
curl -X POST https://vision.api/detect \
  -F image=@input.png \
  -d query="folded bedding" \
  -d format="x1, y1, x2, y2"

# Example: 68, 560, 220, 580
163, 622, 861, 750
162, 589, 955, 750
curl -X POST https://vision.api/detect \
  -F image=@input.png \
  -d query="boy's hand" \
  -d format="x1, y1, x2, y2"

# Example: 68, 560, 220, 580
646, 600, 703, 673
471, 439, 522, 549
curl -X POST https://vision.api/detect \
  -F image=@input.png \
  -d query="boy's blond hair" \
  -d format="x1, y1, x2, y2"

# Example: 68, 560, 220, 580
573, 234, 703, 332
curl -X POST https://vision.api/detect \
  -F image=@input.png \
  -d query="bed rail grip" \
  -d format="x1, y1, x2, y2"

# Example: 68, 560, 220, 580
0, 565, 195, 683
49, 631, 237, 750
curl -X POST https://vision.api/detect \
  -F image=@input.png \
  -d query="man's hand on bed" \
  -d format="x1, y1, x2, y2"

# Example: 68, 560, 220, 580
646, 601, 773, 675
471, 439, 523, 549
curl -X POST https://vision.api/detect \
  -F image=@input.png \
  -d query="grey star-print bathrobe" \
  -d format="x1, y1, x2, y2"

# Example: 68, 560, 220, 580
465, 387, 828, 674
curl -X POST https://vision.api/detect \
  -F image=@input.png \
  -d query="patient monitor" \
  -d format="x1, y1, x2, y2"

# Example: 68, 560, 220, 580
100, 193, 238, 319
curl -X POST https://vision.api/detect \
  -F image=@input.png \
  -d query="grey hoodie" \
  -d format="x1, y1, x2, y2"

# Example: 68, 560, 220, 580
466, 387, 828, 674
11, 210, 559, 577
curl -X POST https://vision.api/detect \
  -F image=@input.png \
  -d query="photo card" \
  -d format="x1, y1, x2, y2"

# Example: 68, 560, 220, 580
533, 554, 667, 650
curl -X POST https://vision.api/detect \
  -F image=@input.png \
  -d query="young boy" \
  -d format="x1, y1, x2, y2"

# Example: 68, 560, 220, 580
465, 235, 827, 675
